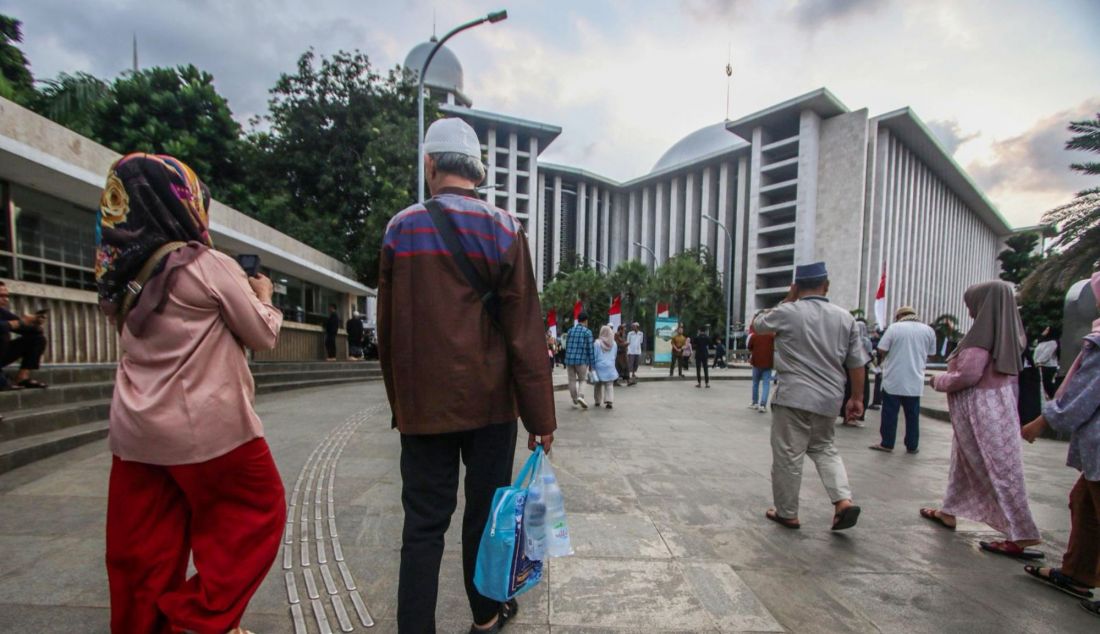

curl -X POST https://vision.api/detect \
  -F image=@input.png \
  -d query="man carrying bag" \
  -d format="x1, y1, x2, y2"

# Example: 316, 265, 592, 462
378, 118, 557, 634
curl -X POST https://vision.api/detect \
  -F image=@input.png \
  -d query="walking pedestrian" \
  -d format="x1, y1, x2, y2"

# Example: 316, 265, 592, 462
1034, 326, 1061, 399
564, 312, 596, 409
627, 322, 644, 385
98, 154, 285, 634
748, 317, 775, 413
614, 324, 629, 386
753, 262, 868, 531
592, 325, 619, 409
324, 303, 339, 360
692, 326, 711, 388
1020, 272, 1100, 616
920, 281, 1043, 559
670, 324, 687, 377
0, 281, 49, 390
347, 310, 365, 359
868, 306, 936, 454
712, 336, 727, 369
378, 118, 556, 633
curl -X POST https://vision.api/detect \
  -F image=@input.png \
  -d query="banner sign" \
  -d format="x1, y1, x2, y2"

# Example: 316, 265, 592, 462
654, 316, 679, 364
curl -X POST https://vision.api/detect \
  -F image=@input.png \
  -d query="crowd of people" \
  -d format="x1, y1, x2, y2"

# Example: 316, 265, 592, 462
7, 114, 1088, 632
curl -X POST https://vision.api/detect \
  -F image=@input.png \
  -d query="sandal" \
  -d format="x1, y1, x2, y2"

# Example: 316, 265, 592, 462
17, 379, 48, 389
468, 598, 518, 633
979, 540, 1044, 560
919, 508, 956, 531
868, 444, 893, 453
765, 509, 800, 530
1082, 600, 1100, 618
1024, 566, 1094, 600
831, 505, 861, 531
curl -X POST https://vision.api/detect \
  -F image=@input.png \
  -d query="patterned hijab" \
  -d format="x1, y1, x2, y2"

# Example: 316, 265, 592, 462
950, 280, 1026, 375
95, 154, 214, 325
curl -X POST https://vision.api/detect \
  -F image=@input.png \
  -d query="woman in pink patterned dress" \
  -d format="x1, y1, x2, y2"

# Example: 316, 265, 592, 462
920, 280, 1043, 559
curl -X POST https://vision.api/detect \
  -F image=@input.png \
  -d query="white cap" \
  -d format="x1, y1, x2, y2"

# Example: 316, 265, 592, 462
423, 118, 482, 159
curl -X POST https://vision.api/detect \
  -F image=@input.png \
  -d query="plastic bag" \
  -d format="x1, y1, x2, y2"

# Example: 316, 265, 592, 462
524, 450, 573, 560
473, 447, 545, 601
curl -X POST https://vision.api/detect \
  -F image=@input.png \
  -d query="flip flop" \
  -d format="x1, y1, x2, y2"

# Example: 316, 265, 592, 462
980, 540, 1044, 560
765, 509, 800, 530
919, 508, 956, 530
1024, 565, 1095, 600
868, 444, 893, 452
17, 379, 48, 389
1081, 600, 1100, 618
831, 505, 861, 531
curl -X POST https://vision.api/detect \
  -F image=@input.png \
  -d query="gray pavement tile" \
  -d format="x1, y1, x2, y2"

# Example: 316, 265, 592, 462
0, 604, 110, 632
0, 536, 109, 607
565, 512, 672, 559
679, 561, 784, 632
736, 569, 879, 634
7, 463, 109, 498
0, 494, 104, 536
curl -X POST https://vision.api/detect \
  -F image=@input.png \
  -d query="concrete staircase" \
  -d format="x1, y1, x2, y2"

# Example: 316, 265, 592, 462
0, 361, 383, 475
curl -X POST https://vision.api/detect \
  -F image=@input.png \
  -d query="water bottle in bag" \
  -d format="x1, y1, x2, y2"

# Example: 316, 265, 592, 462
524, 481, 547, 561
542, 472, 573, 557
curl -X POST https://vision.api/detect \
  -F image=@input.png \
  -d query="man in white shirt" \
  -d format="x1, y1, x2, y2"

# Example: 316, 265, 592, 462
869, 306, 937, 454
626, 322, 644, 386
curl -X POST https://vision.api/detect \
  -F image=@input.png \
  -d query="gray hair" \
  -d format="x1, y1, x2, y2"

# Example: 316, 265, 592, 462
430, 152, 486, 183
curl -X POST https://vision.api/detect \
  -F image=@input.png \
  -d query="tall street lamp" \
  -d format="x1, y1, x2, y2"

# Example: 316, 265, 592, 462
702, 214, 734, 355
632, 241, 656, 269
417, 10, 508, 202
589, 258, 608, 273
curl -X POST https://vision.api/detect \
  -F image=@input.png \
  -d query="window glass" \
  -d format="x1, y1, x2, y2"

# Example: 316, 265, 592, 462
9, 185, 97, 290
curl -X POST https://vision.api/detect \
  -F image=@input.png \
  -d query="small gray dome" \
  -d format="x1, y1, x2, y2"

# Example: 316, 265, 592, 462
404, 39, 464, 96
652, 122, 745, 172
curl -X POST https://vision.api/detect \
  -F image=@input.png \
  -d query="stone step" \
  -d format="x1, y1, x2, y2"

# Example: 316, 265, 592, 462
0, 420, 110, 475
0, 398, 111, 442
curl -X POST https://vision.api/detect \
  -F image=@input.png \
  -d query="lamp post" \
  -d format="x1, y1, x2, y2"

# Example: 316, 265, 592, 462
417, 10, 508, 202
632, 241, 656, 269
702, 214, 734, 355
589, 258, 608, 273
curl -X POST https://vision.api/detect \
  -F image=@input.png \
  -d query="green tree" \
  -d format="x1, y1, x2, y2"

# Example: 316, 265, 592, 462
540, 264, 609, 332
647, 249, 725, 335
998, 231, 1041, 284
0, 15, 34, 104
90, 65, 246, 200
606, 259, 651, 325
242, 49, 430, 284
1022, 113, 1100, 297
33, 71, 110, 137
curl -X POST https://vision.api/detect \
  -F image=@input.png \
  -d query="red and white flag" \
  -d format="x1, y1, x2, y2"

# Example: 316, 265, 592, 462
874, 268, 887, 327
573, 300, 583, 321
546, 309, 557, 339
608, 295, 622, 330
657, 302, 670, 318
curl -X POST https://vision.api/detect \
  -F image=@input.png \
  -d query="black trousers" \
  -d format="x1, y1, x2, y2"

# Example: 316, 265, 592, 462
324, 336, 337, 358
398, 421, 518, 633
695, 355, 709, 385
1039, 366, 1060, 400
0, 329, 46, 371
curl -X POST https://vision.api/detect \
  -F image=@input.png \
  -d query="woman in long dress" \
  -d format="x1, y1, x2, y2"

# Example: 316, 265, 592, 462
920, 280, 1042, 559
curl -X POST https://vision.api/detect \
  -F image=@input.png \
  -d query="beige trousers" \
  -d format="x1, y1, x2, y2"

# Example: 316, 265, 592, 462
594, 381, 614, 404
771, 404, 852, 519
566, 365, 588, 403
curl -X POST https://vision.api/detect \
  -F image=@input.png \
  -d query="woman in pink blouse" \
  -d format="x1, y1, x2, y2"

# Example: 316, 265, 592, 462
921, 281, 1042, 559
97, 154, 285, 634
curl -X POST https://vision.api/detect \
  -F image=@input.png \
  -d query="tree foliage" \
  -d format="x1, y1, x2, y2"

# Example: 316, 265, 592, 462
0, 15, 33, 104
998, 232, 1041, 284
646, 248, 725, 335
239, 50, 431, 284
606, 259, 650, 325
33, 71, 110, 137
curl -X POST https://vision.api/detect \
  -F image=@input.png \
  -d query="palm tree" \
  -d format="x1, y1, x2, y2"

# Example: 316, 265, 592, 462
607, 260, 650, 325
34, 72, 110, 137
1021, 113, 1100, 300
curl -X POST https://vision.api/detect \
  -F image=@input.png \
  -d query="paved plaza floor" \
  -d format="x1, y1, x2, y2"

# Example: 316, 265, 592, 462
0, 375, 1096, 632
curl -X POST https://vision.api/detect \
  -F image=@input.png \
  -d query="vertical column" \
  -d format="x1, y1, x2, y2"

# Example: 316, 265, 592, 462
795, 110, 821, 264
732, 157, 748, 323
654, 181, 667, 264
745, 128, 762, 317
552, 176, 562, 276
716, 162, 731, 280
669, 177, 682, 256
600, 189, 611, 266
507, 132, 518, 212
589, 185, 600, 262
486, 128, 497, 201
684, 173, 697, 252
529, 138, 542, 287
628, 190, 638, 260
576, 182, 587, 261
641, 187, 652, 269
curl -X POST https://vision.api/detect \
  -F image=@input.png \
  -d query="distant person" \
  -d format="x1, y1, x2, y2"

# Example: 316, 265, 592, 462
97, 154, 285, 634
1021, 272, 1100, 616
614, 324, 629, 386
868, 326, 884, 410
626, 322, 644, 385
753, 262, 868, 531
922, 281, 1042, 559
564, 312, 595, 408
324, 303, 339, 360
868, 306, 936, 454
546, 331, 558, 372
748, 317, 775, 413
1018, 343, 1043, 427
592, 324, 619, 409
377, 118, 556, 632
692, 326, 711, 388
669, 324, 687, 377
0, 280, 49, 389
1033, 326, 1061, 399
712, 336, 727, 369
346, 310, 365, 360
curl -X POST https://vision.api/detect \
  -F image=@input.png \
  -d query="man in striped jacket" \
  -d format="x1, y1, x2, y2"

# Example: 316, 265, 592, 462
378, 117, 557, 634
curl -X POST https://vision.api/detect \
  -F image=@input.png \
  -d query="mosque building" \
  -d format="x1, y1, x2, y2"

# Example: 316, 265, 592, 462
407, 40, 1013, 329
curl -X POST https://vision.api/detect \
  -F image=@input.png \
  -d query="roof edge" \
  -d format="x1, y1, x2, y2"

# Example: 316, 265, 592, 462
726, 87, 849, 140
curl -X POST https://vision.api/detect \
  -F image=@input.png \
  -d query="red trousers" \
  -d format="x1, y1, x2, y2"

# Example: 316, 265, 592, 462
1062, 475, 1100, 587
106, 438, 286, 634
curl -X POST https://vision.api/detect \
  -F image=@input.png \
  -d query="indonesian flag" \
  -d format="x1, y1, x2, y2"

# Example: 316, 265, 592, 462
573, 300, 583, 321
657, 302, 670, 318
874, 268, 887, 327
546, 309, 557, 339
608, 295, 622, 330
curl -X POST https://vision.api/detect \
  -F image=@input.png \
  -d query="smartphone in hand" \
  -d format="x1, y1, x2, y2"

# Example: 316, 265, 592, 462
235, 254, 261, 277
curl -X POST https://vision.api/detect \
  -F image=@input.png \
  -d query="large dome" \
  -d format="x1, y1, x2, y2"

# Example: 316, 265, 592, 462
652, 122, 746, 172
404, 38, 465, 96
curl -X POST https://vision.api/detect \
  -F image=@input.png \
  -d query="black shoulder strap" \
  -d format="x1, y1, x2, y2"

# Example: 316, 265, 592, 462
424, 199, 501, 326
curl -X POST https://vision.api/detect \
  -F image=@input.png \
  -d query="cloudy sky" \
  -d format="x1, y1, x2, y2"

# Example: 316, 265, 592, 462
5, 0, 1098, 228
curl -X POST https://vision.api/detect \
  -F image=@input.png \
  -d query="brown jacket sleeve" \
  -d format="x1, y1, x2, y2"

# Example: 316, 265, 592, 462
498, 230, 557, 436
377, 243, 397, 424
